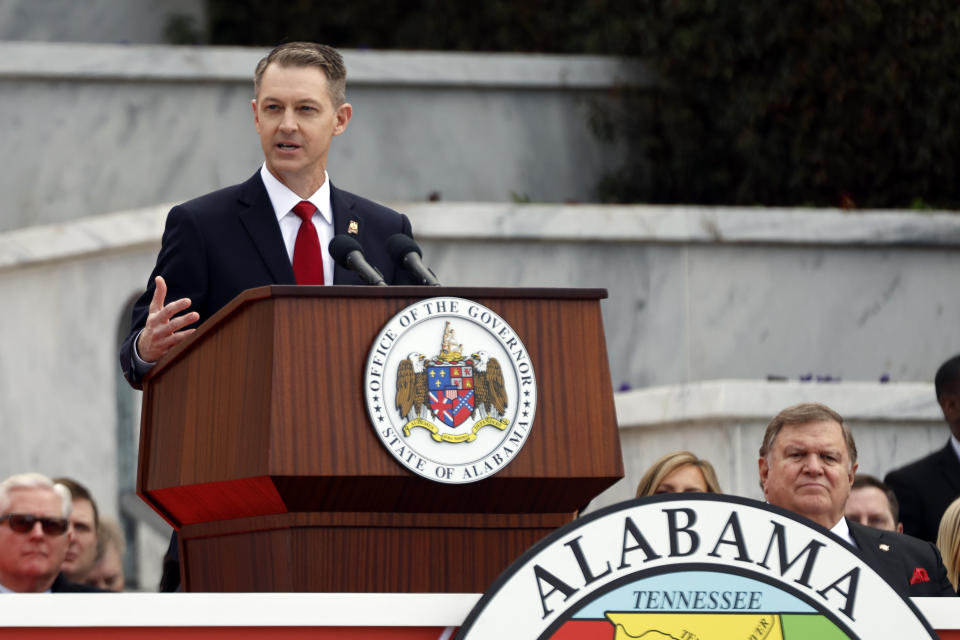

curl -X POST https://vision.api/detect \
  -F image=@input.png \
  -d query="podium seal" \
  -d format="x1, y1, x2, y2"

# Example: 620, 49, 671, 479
364, 297, 537, 484
456, 495, 939, 640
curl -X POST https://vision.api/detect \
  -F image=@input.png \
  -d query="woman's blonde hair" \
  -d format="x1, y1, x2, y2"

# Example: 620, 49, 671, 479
635, 450, 722, 498
937, 496, 960, 591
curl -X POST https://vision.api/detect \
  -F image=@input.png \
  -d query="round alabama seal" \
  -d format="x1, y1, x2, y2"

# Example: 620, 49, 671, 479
456, 495, 939, 640
364, 297, 537, 484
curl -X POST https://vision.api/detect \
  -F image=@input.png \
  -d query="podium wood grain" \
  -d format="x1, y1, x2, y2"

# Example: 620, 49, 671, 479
138, 286, 622, 592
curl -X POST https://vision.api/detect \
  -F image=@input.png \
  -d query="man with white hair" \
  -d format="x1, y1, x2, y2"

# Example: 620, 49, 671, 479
0, 473, 103, 592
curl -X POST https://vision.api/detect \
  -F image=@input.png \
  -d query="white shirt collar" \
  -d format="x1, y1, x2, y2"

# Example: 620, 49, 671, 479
950, 433, 960, 463
831, 517, 857, 548
259, 164, 333, 226
763, 499, 858, 548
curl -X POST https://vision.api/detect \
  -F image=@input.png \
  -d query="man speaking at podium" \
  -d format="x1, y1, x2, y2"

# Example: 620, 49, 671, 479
120, 41, 417, 389
120, 42, 419, 592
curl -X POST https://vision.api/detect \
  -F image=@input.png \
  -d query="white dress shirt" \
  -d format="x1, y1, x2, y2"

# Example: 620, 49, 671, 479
831, 517, 857, 548
950, 433, 960, 464
259, 164, 335, 285
133, 166, 336, 370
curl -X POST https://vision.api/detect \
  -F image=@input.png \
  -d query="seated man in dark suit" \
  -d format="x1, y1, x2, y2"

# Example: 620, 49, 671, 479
120, 41, 417, 389
758, 402, 955, 597
0, 473, 104, 593
885, 353, 960, 543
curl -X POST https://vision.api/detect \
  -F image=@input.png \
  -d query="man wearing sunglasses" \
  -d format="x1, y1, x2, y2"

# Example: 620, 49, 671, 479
0, 473, 103, 593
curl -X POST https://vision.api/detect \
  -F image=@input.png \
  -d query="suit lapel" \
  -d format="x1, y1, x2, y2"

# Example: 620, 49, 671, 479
847, 520, 909, 597
237, 172, 296, 284
936, 442, 960, 495
50, 572, 67, 592
330, 184, 366, 284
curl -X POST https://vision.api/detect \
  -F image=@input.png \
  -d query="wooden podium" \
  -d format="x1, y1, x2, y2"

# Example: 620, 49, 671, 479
137, 286, 623, 592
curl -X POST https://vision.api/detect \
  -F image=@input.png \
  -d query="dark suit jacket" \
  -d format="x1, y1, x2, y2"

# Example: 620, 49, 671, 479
120, 171, 417, 388
885, 441, 960, 544
50, 572, 107, 593
847, 519, 955, 597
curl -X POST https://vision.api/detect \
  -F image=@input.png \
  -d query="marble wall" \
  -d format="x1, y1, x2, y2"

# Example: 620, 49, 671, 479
2, 40, 959, 589
2, 202, 960, 587
0, 0, 204, 44
0, 42, 639, 233
404, 204, 960, 388
592, 379, 948, 511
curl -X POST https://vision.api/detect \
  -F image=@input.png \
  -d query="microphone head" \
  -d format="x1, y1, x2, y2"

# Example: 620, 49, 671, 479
386, 234, 422, 261
328, 234, 364, 266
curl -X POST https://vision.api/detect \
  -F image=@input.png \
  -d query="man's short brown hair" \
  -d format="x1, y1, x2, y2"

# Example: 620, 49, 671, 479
852, 473, 899, 522
759, 402, 857, 466
253, 42, 347, 106
53, 477, 99, 528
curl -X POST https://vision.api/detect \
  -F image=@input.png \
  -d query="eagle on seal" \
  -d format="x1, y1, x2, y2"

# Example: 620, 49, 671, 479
471, 350, 507, 418
395, 352, 429, 420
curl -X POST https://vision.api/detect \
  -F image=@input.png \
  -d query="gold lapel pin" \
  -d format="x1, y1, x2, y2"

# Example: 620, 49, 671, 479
879, 543, 890, 552
348, 220, 359, 234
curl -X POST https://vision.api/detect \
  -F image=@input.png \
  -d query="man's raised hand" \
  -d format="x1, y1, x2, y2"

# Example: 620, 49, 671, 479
136, 276, 200, 363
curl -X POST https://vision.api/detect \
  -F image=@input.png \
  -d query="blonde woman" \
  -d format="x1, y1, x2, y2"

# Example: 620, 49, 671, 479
635, 450, 722, 497
936, 496, 960, 593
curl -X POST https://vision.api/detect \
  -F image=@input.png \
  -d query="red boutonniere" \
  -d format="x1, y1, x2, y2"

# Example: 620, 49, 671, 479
910, 568, 931, 585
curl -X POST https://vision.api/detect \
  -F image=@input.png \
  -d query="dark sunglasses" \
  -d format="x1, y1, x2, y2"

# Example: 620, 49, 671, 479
0, 513, 69, 536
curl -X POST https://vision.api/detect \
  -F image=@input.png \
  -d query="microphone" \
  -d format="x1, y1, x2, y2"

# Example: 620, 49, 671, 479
386, 234, 442, 286
328, 235, 388, 286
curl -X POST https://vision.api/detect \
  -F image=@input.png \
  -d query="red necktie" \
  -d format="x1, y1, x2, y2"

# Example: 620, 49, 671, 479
292, 201, 325, 285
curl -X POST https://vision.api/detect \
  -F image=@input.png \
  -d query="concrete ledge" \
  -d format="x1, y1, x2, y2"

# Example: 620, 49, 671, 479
0, 41, 649, 88
616, 379, 941, 428
597, 379, 948, 508
405, 203, 960, 245
0, 205, 170, 268
0, 592, 478, 626
0, 592, 954, 630
4, 203, 960, 270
